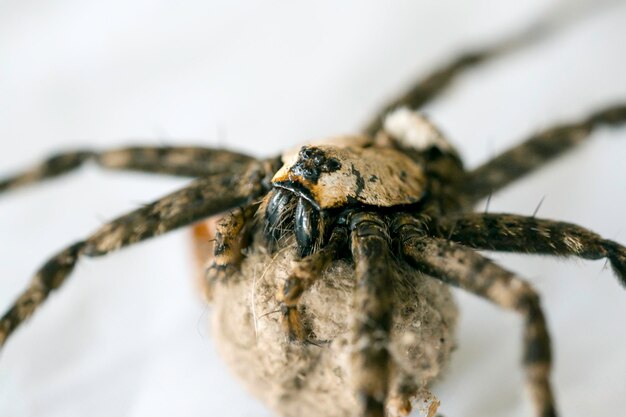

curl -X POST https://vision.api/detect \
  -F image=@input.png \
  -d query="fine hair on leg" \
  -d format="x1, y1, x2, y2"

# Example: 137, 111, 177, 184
359, 11, 595, 136
205, 203, 259, 288
436, 212, 626, 287
399, 232, 556, 417
349, 211, 394, 417
0, 145, 256, 194
0, 163, 268, 348
463, 104, 626, 204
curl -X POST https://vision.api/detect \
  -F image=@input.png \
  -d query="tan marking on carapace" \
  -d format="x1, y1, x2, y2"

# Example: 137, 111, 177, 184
280, 135, 372, 163
273, 145, 426, 209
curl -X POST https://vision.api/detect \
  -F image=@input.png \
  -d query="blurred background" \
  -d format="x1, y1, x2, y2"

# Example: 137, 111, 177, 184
0, 1, 625, 416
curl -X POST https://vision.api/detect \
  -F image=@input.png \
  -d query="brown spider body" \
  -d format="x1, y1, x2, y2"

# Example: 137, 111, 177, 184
1, 12, 626, 417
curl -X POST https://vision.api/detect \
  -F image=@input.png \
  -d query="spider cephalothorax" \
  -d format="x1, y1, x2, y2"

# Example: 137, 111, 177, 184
1, 19, 625, 417
262, 111, 462, 259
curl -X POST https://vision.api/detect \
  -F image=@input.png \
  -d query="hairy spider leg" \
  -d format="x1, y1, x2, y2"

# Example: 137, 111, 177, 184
400, 231, 555, 417
350, 212, 395, 417
204, 204, 259, 292
437, 213, 626, 287
361, 1, 616, 136
0, 163, 268, 348
363, 50, 495, 136
0, 145, 255, 193
464, 104, 626, 204
361, 16, 564, 136
278, 225, 348, 342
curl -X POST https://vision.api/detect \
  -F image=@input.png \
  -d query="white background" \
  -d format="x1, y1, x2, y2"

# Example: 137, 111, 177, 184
1, 1, 625, 416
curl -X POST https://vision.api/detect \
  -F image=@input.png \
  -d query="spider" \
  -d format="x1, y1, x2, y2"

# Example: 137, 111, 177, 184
1, 7, 625, 417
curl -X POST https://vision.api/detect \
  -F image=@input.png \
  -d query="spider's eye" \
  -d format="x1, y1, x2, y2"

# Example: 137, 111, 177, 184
324, 158, 341, 171
272, 144, 427, 210
301, 147, 314, 159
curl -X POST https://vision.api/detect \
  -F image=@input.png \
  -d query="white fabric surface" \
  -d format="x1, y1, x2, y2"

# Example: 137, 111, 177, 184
0, 1, 625, 416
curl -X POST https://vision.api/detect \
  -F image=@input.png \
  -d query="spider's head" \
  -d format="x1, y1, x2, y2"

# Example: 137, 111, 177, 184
263, 139, 427, 257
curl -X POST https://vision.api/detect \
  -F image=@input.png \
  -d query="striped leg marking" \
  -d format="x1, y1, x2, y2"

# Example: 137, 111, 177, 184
205, 204, 259, 288
0, 146, 255, 194
401, 235, 556, 417
464, 105, 626, 204
0, 165, 265, 348
350, 212, 394, 417
437, 213, 626, 287
361, 21, 563, 136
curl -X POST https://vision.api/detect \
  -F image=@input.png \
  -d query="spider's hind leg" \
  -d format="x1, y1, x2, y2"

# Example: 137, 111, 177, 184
400, 231, 556, 417
361, 20, 554, 135
464, 104, 626, 205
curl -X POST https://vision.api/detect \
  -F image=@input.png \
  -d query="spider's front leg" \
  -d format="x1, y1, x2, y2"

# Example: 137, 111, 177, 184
399, 230, 556, 417
0, 145, 255, 193
0, 161, 269, 348
437, 213, 626, 286
349, 212, 394, 417
463, 104, 626, 205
